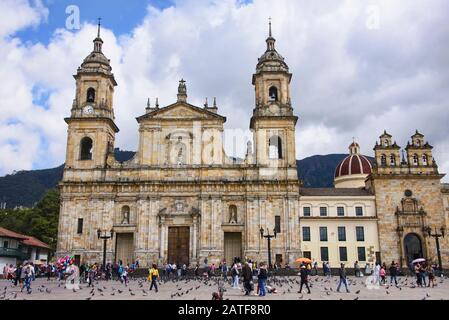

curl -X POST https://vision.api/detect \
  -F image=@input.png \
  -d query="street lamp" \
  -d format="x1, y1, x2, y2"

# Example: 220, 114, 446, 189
97, 228, 114, 271
260, 227, 277, 270
425, 226, 445, 273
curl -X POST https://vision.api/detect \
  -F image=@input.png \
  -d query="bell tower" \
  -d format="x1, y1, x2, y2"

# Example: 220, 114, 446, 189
250, 20, 298, 175
64, 20, 119, 170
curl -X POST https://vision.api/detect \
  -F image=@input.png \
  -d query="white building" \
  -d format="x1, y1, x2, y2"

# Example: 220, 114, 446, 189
0, 227, 52, 275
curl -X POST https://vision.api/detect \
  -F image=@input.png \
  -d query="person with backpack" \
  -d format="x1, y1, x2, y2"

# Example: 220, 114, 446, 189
148, 264, 160, 292
222, 261, 228, 280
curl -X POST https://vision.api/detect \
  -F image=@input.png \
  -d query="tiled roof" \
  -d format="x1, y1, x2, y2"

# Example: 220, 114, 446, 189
300, 188, 374, 197
22, 236, 51, 249
0, 227, 28, 240
0, 227, 51, 249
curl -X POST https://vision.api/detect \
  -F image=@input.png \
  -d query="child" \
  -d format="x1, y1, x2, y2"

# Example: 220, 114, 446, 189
121, 266, 129, 286
380, 266, 386, 285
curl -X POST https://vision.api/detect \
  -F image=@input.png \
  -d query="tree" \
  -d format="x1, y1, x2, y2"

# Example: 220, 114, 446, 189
0, 188, 60, 249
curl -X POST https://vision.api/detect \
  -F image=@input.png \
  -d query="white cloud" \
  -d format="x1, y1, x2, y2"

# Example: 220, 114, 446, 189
0, 0, 448, 182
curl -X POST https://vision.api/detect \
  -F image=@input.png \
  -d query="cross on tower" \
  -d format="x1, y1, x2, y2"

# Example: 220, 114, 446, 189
97, 17, 102, 37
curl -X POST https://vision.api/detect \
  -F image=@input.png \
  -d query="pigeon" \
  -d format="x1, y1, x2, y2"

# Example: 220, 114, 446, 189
355, 290, 360, 294
354, 297, 359, 300
45, 288, 52, 294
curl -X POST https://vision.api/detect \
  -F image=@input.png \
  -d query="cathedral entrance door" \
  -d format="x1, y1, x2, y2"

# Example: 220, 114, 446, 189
115, 233, 134, 266
224, 232, 242, 264
404, 233, 423, 266
168, 227, 190, 266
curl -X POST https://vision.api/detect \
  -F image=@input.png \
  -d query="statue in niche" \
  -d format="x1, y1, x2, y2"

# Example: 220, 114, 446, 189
229, 205, 238, 224
121, 206, 130, 224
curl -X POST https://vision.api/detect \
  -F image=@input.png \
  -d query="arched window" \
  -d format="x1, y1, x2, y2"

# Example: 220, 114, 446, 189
422, 154, 428, 166
380, 154, 387, 166
228, 205, 237, 223
80, 137, 93, 160
121, 206, 130, 224
390, 154, 396, 166
413, 154, 419, 166
268, 86, 278, 102
269, 135, 282, 159
86, 88, 96, 103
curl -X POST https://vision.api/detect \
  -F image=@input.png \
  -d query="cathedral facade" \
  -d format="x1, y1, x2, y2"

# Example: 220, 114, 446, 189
57, 23, 449, 269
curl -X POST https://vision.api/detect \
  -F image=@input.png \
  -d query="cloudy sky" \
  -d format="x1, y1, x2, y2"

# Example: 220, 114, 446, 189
0, 0, 448, 181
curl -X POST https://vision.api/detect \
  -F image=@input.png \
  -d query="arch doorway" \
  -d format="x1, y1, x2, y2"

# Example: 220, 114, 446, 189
404, 233, 423, 266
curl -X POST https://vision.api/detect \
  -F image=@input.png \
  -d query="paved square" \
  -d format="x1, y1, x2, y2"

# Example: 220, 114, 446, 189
1, 275, 447, 300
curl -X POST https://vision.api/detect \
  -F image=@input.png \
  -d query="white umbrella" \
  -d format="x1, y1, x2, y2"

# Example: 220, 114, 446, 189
412, 258, 425, 264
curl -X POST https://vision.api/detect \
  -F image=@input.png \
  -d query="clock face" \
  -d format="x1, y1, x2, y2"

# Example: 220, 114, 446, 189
83, 105, 94, 115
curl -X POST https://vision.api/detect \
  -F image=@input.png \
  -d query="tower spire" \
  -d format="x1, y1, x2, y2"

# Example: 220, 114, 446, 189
266, 17, 275, 51
97, 17, 102, 38
93, 18, 104, 52
269, 17, 272, 37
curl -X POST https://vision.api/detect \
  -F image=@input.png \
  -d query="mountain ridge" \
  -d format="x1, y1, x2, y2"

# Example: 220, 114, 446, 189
0, 151, 369, 209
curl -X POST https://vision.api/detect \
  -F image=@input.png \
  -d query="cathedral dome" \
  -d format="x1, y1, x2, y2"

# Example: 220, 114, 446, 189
334, 141, 372, 188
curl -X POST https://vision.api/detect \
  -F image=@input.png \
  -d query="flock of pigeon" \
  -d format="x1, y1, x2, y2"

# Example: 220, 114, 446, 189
0, 275, 446, 300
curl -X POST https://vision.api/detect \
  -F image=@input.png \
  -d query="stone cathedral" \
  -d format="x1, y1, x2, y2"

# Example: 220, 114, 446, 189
57, 23, 449, 270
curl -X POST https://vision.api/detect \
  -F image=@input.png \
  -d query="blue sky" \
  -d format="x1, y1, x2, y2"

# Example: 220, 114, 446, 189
15, 0, 175, 44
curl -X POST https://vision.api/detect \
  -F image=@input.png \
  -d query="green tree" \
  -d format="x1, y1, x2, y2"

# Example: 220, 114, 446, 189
0, 188, 60, 249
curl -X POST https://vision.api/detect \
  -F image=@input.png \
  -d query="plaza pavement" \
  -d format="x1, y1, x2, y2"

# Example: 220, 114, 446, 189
0, 275, 447, 300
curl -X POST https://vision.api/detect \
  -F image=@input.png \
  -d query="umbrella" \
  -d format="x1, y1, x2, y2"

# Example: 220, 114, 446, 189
412, 258, 425, 264
295, 257, 312, 264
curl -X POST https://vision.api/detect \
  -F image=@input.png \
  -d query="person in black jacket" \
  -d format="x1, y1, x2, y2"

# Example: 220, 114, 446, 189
337, 263, 350, 293
242, 262, 253, 296
389, 261, 398, 286
299, 265, 311, 294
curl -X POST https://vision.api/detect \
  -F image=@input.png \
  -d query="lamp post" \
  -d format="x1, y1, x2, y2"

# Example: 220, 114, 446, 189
97, 229, 114, 271
260, 227, 277, 270
425, 226, 445, 272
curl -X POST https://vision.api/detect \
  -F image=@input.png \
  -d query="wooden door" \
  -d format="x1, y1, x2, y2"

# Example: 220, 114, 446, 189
168, 227, 190, 266
224, 232, 242, 264
115, 233, 134, 266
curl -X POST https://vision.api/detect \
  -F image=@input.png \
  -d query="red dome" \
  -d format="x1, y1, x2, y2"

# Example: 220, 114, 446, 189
335, 154, 372, 178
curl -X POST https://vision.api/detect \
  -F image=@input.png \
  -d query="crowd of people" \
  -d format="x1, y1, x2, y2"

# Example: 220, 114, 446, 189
2, 256, 443, 298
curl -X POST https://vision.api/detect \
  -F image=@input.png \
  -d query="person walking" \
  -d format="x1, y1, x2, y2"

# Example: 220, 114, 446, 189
389, 261, 398, 286
257, 263, 268, 297
415, 263, 423, 287
380, 265, 386, 285
231, 263, 240, 289
354, 261, 361, 277
121, 266, 129, 286
14, 264, 22, 287
22, 263, 32, 294
222, 261, 228, 280
298, 265, 311, 294
337, 263, 350, 293
242, 261, 253, 296
373, 262, 381, 286
312, 260, 318, 276
427, 264, 435, 288
148, 264, 160, 292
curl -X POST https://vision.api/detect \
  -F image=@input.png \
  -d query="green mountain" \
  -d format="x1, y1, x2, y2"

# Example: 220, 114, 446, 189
0, 151, 366, 209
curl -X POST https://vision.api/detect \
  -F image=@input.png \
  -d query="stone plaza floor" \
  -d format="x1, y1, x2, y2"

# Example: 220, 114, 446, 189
0, 275, 447, 300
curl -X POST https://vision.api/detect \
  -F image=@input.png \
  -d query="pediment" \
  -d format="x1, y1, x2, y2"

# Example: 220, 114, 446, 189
137, 102, 226, 122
